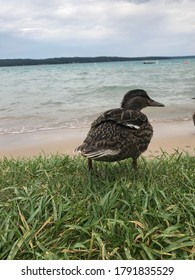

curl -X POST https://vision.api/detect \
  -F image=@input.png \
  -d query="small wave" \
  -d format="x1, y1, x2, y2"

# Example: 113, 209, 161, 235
0, 114, 193, 136
149, 116, 192, 123
40, 101, 64, 106
0, 121, 90, 136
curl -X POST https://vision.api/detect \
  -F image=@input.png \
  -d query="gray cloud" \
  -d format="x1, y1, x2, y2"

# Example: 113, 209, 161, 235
0, 0, 194, 58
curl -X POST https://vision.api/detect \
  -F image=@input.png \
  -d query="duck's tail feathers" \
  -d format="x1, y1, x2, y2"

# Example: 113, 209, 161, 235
73, 145, 83, 155
80, 148, 118, 160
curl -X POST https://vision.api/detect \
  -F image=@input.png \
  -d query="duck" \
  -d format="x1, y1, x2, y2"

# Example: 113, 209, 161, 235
192, 98, 195, 126
75, 89, 165, 171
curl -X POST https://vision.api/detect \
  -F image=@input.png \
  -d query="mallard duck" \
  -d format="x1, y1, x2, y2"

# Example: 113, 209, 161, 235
192, 98, 195, 126
75, 89, 164, 170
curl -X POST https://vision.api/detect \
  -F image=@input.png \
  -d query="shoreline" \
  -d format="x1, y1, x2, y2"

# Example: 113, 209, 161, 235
0, 120, 194, 159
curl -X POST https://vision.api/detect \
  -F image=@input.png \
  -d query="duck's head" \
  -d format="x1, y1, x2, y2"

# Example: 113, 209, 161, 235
121, 89, 165, 111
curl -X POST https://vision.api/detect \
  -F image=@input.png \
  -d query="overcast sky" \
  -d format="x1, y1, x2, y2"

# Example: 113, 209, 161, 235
0, 0, 195, 59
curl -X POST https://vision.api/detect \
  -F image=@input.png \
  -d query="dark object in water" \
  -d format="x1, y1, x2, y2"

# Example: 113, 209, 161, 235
143, 60, 158, 64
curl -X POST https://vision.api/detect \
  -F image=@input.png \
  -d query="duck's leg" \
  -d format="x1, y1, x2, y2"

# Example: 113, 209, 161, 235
88, 158, 93, 172
132, 158, 138, 169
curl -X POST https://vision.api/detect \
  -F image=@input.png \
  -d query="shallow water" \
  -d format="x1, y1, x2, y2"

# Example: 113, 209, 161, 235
0, 58, 195, 134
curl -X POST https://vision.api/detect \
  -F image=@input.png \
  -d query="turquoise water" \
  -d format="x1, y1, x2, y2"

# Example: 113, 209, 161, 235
0, 59, 195, 134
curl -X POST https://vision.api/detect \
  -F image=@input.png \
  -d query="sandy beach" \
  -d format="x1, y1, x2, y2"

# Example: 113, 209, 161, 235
0, 120, 194, 159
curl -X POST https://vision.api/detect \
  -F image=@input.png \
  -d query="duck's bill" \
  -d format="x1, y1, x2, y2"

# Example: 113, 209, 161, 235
148, 99, 165, 107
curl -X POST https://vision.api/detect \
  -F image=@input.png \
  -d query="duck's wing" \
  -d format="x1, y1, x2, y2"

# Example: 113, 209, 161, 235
75, 109, 150, 160
91, 108, 148, 130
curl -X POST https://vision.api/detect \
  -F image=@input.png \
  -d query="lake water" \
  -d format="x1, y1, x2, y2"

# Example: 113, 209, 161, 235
0, 58, 195, 134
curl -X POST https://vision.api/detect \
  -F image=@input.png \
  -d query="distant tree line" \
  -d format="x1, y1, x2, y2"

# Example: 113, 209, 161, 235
0, 56, 194, 67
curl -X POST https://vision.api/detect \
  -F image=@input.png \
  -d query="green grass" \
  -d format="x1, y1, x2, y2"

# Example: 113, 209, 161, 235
0, 151, 195, 260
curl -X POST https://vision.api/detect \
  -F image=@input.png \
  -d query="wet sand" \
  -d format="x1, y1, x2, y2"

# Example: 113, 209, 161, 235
0, 120, 194, 159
